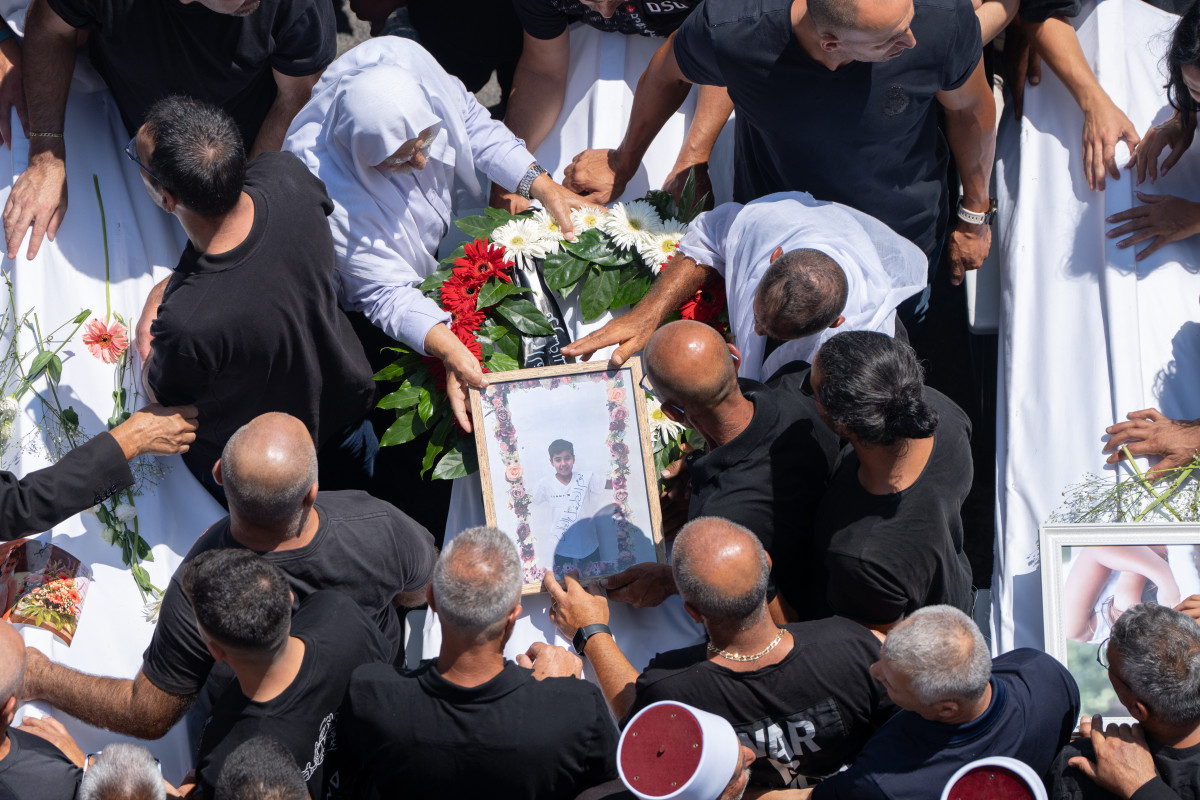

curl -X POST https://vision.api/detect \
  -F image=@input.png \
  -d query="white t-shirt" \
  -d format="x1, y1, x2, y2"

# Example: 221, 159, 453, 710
531, 471, 608, 559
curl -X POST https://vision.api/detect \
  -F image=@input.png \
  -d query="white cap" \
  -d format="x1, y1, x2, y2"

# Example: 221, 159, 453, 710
618, 701, 742, 800
940, 756, 1049, 800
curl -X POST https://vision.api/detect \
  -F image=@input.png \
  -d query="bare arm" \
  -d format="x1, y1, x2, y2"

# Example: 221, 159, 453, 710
24, 649, 193, 740
249, 69, 322, 157
976, 0, 1018, 44
661, 84, 734, 207
563, 33, 695, 203
1029, 16, 1140, 190
3, 0, 76, 260
937, 57, 996, 285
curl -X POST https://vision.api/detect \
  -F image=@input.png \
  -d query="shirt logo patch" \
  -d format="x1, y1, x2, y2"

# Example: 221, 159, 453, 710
643, 0, 690, 11
882, 86, 910, 116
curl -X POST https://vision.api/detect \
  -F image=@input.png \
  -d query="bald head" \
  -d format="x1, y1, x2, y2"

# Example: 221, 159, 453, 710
672, 517, 769, 629
0, 622, 25, 710
754, 249, 848, 341
644, 321, 738, 412
220, 413, 318, 530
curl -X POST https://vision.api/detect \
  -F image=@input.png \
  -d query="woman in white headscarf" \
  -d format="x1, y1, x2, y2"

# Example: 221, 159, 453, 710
285, 36, 586, 430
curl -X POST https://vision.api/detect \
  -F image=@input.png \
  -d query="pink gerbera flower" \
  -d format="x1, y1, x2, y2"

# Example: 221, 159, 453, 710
81, 318, 129, 364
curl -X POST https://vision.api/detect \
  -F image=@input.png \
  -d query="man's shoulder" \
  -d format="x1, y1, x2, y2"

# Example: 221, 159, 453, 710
689, 0, 793, 29
994, 648, 1074, 689
245, 151, 328, 205
315, 490, 430, 537
182, 518, 235, 561
910, 0, 979, 47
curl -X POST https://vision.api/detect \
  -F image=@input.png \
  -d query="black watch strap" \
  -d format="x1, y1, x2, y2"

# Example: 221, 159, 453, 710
573, 623, 611, 656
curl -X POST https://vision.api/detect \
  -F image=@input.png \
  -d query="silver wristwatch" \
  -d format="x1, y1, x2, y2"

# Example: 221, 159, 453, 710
517, 163, 548, 200
956, 199, 997, 226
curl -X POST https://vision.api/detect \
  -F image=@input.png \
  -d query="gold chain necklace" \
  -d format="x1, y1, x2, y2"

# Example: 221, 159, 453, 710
706, 627, 787, 663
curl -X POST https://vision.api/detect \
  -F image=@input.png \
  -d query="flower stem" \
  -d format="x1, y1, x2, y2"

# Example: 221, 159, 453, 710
92, 175, 111, 323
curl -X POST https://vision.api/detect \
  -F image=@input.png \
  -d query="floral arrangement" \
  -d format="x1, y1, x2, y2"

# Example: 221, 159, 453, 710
1048, 447, 1200, 523
600, 374, 639, 575
10, 557, 88, 645
376, 175, 722, 480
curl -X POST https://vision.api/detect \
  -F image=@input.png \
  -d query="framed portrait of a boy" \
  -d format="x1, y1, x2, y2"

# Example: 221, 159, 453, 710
470, 358, 665, 593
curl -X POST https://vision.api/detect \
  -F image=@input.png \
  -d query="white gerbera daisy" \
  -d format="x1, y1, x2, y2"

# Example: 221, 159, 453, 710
531, 209, 564, 255
638, 227, 687, 274
647, 395, 685, 444
491, 218, 550, 270
602, 200, 664, 251
570, 205, 609, 233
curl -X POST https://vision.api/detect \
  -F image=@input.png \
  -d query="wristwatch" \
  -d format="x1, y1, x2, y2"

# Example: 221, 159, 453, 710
573, 623, 611, 656
517, 163, 548, 200
956, 198, 997, 226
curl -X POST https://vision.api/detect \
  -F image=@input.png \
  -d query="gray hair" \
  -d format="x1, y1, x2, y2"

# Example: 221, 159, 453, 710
882, 605, 991, 705
220, 419, 318, 530
78, 743, 166, 800
672, 517, 769, 628
1110, 603, 1200, 727
434, 526, 522, 640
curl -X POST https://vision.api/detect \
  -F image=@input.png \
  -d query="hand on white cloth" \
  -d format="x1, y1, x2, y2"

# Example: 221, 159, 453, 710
1104, 407, 1200, 476
16, 716, 85, 768
0, 37, 28, 148
946, 222, 991, 285
563, 148, 632, 205
4, 149, 66, 260
1126, 111, 1193, 184
1106, 191, 1200, 260
1068, 715, 1158, 800
1081, 98, 1141, 191
515, 641, 583, 679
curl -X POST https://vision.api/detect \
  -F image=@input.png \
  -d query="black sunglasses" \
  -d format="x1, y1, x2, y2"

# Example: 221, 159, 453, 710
124, 135, 161, 184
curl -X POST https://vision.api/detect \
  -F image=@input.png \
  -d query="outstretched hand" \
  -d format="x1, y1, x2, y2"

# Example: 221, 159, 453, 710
1103, 408, 1200, 478
601, 562, 676, 609
544, 570, 611, 641
1106, 191, 1200, 261
110, 403, 199, 459
1082, 100, 1140, 191
561, 305, 661, 367
1126, 111, 1193, 185
563, 149, 631, 205
1068, 715, 1157, 800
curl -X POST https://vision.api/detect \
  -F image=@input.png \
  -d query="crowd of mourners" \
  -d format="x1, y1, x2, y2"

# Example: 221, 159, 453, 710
2, 0, 1200, 796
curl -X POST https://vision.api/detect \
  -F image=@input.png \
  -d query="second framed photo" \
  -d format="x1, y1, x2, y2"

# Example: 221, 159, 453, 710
470, 358, 665, 593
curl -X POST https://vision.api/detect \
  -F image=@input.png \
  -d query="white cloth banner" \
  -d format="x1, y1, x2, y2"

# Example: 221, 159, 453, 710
993, 0, 1200, 652
1, 63, 223, 781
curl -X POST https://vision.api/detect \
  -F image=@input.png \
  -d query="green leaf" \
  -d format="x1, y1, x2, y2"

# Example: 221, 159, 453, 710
417, 387, 435, 423
60, 407, 79, 428
562, 228, 633, 267
476, 279, 530, 309
485, 207, 517, 221
455, 215, 503, 240
46, 354, 62, 384
492, 328, 520, 360
27, 350, 54, 381
72, 309, 91, 324
131, 562, 153, 593
378, 386, 422, 410
432, 436, 477, 480
417, 268, 453, 292
428, 413, 454, 449
136, 536, 153, 561
580, 267, 620, 321
485, 352, 520, 373
380, 410, 427, 447
421, 439, 443, 477
542, 250, 590, 292
373, 352, 423, 382
610, 272, 653, 309
642, 189, 677, 222
438, 244, 467, 271
113, 311, 125, 325
494, 299, 555, 335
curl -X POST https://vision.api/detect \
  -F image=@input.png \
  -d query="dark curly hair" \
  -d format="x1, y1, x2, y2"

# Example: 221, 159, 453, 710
1167, 0, 1200, 115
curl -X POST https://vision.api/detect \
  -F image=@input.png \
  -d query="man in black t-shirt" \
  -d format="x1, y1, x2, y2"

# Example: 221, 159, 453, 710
546, 517, 896, 791
6, 0, 335, 261
562, 0, 996, 291
0, 623, 81, 800
185, 550, 388, 800
810, 331, 973, 632
335, 526, 617, 800
131, 96, 377, 501
1051, 604, 1200, 800
22, 412, 435, 742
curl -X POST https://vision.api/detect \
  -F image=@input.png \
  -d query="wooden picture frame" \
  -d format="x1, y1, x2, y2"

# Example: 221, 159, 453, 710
1040, 523, 1200, 726
470, 358, 665, 594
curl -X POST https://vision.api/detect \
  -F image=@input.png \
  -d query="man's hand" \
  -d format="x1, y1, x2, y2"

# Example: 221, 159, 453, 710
1175, 594, 1200, 623
662, 162, 714, 212
16, 716, 84, 768
109, 404, 199, 460
4, 149, 67, 260
601, 562, 676, 608
425, 324, 488, 432
1127, 112, 1193, 185
527, 173, 587, 241
544, 570, 610, 641
945, 222, 991, 285
1104, 408, 1200, 477
1068, 715, 1158, 800
1002, 18, 1041, 120
489, 182, 530, 216
1106, 192, 1200, 261
0, 37, 28, 148
563, 149, 633, 205
561, 304, 662, 366
515, 641, 583, 679
1081, 99, 1140, 191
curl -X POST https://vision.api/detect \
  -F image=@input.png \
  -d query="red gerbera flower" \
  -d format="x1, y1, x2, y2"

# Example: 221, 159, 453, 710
453, 239, 514, 287
450, 306, 485, 334
679, 276, 728, 325
439, 276, 483, 314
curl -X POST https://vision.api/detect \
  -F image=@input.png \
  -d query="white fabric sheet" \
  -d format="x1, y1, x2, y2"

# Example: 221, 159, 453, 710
1, 64, 223, 781
992, 0, 1200, 652
676, 192, 928, 381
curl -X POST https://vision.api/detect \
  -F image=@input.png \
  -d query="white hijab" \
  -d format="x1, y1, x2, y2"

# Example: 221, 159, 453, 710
285, 38, 487, 284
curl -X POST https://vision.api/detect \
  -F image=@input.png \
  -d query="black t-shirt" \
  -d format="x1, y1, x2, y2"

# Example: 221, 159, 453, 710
625, 618, 897, 788
673, 0, 981, 255
194, 591, 388, 800
147, 151, 376, 475
46, 0, 334, 145
515, 0, 699, 39
814, 649, 1080, 800
812, 388, 974, 626
1052, 736, 1200, 800
334, 660, 617, 800
142, 490, 436, 695
687, 376, 840, 617
0, 730, 81, 800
